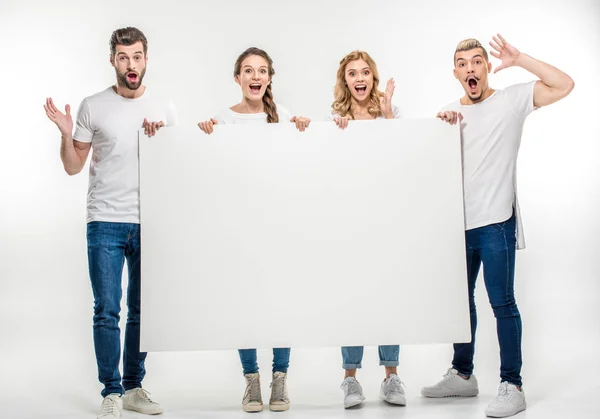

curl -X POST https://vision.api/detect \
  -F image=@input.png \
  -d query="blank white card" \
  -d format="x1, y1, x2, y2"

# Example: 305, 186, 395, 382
139, 119, 470, 352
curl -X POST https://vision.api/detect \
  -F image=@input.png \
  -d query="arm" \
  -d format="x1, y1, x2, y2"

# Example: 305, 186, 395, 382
490, 34, 574, 108
44, 98, 91, 175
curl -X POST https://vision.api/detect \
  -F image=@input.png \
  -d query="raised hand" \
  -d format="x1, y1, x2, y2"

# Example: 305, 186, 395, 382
143, 118, 165, 137
44, 97, 73, 137
291, 116, 310, 132
489, 34, 521, 74
198, 118, 218, 135
379, 78, 395, 118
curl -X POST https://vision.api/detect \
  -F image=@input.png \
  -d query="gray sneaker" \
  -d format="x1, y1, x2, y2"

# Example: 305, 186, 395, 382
341, 377, 365, 408
97, 394, 122, 419
242, 373, 263, 412
269, 371, 290, 411
421, 368, 479, 397
122, 388, 163, 415
379, 374, 406, 405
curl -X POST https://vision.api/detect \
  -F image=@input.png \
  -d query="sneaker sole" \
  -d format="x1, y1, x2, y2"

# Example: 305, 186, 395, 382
485, 402, 526, 418
123, 405, 163, 415
344, 398, 365, 409
421, 389, 479, 398
379, 395, 406, 406
243, 404, 264, 413
269, 403, 290, 412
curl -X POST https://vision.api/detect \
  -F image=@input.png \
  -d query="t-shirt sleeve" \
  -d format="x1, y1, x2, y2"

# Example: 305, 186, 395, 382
505, 81, 536, 118
73, 99, 93, 143
213, 109, 228, 125
166, 101, 178, 127
391, 104, 402, 119
439, 100, 460, 114
325, 111, 338, 121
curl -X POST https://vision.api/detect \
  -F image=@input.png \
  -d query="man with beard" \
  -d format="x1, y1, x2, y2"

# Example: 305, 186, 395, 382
44, 27, 176, 419
422, 35, 574, 418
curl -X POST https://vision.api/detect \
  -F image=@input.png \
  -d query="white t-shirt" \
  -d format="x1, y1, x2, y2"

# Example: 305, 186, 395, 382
328, 104, 402, 120
214, 104, 292, 124
441, 81, 537, 248
74, 87, 177, 224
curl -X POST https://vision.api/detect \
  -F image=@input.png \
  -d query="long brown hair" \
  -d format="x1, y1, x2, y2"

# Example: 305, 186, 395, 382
332, 50, 383, 119
234, 47, 279, 123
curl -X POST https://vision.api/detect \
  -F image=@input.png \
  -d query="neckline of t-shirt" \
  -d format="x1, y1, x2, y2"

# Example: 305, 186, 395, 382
108, 86, 149, 102
227, 107, 267, 118
459, 90, 498, 108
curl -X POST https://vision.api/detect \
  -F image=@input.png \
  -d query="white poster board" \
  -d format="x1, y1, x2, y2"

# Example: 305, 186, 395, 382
139, 120, 470, 351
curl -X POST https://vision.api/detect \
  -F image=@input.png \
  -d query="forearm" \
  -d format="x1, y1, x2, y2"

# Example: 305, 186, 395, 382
60, 134, 86, 175
515, 53, 574, 93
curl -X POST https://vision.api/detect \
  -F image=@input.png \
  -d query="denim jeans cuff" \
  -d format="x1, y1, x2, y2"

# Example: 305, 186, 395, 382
101, 388, 124, 398
452, 365, 473, 377
342, 363, 362, 369
379, 360, 399, 367
501, 379, 523, 387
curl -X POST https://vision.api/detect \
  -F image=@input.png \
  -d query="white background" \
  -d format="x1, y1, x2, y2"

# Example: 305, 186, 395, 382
0, 0, 598, 418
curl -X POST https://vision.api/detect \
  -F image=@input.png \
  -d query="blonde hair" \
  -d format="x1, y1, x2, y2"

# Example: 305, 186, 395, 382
234, 47, 279, 123
454, 38, 489, 63
331, 50, 383, 119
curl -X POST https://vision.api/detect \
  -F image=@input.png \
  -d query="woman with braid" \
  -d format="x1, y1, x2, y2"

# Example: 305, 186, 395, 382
198, 47, 309, 132
197, 47, 309, 413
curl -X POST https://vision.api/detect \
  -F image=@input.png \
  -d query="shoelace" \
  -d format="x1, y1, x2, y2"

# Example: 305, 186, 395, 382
133, 388, 154, 403
100, 395, 119, 415
496, 382, 513, 403
387, 376, 406, 393
342, 379, 361, 395
247, 376, 261, 401
270, 375, 286, 400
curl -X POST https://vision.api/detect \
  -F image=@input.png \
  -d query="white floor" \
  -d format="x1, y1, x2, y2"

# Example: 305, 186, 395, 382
7, 384, 600, 419
4, 342, 600, 419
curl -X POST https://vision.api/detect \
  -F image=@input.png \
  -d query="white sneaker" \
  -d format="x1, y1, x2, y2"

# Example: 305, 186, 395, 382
122, 388, 163, 415
269, 371, 290, 411
379, 374, 406, 405
485, 382, 526, 417
341, 377, 365, 408
242, 373, 263, 412
98, 394, 122, 419
421, 368, 479, 397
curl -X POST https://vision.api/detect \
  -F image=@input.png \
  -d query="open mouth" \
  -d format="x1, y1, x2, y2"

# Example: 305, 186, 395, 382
127, 72, 139, 83
354, 84, 367, 94
249, 83, 262, 94
466, 76, 478, 93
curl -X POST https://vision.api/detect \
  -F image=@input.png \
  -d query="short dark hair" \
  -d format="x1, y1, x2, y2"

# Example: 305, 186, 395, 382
109, 27, 148, 56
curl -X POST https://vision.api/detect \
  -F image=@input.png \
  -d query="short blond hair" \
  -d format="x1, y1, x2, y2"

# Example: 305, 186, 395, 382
454, 38, 488, 63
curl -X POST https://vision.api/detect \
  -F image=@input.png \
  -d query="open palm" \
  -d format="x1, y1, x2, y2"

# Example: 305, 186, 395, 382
489, 34, 521, 73
44, 97, 73, 136
380, 78, 395, 117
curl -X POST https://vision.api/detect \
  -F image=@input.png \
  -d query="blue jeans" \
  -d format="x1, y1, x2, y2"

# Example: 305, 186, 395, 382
238, 348, 290, 375
87, 221, 146, 397
452, 213, 523, 386
341, 345, 400, 369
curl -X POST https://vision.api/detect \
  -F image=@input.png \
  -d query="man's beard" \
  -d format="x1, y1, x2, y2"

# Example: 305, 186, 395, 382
116, 67, 146, 90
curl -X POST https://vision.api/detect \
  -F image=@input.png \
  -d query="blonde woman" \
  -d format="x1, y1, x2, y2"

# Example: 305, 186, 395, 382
198, 47, 309, 413
330, 50, 405, 409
